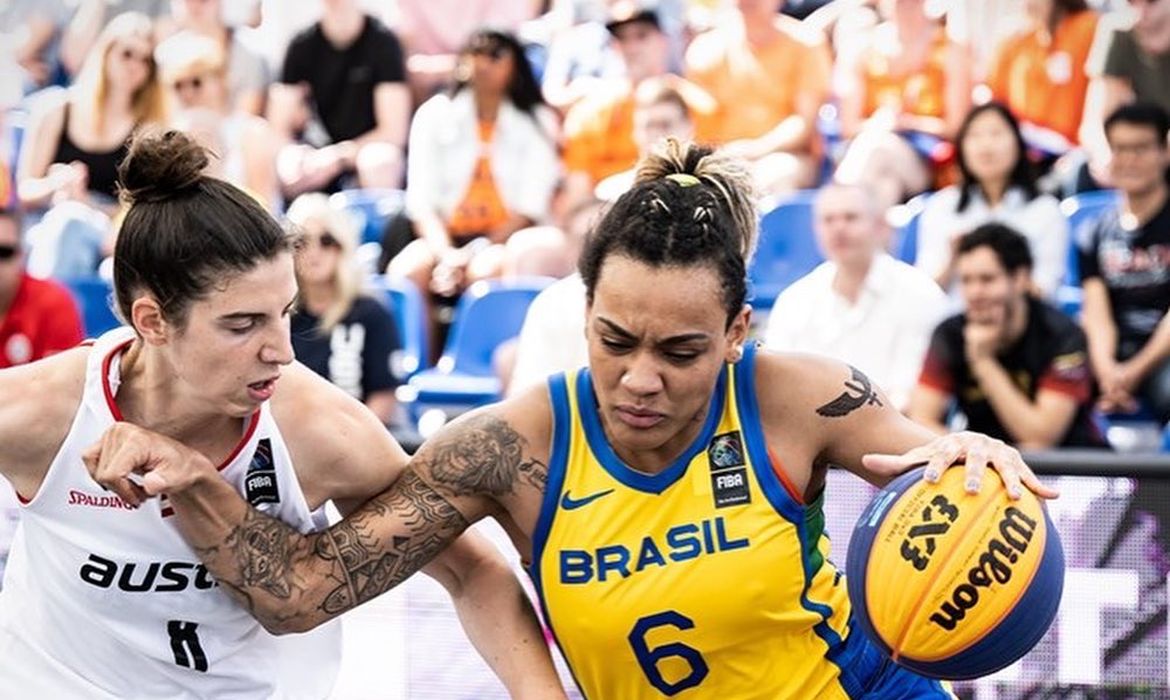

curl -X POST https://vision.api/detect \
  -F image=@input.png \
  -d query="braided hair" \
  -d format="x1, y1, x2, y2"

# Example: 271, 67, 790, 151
579, 138, 758, 326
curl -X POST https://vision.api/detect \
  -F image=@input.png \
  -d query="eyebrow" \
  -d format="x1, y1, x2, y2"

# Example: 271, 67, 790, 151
218, 296, 299, 322
596, 317, 711, 345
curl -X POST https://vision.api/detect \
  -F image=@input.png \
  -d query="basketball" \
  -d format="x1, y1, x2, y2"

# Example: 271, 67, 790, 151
845, 465, 1064, 680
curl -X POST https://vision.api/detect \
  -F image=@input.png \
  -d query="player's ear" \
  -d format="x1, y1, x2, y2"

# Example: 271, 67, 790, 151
725, 304, 751, 363
131, 296, 170, 346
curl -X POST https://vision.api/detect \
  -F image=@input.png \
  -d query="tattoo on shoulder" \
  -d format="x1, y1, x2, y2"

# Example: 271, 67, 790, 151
423, 413, 548, 498
316, 471, 468, 615
816, 365, 883, 418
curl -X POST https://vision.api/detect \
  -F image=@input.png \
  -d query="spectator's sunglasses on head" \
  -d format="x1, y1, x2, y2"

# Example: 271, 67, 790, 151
0, 244, 19, 261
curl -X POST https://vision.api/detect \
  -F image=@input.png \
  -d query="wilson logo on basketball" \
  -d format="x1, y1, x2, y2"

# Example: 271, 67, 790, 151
928, 507, 1038, 632
68, 489, 135, 511
899, 494, 959, 571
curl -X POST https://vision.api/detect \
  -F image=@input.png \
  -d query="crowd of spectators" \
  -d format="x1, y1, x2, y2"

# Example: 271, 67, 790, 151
1, 0, 1168, 450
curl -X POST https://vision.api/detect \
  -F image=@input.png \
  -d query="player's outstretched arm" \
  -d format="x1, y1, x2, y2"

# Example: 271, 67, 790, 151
83, 409, 532, 635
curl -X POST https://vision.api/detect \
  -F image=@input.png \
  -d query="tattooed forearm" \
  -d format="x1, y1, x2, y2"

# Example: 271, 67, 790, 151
425, 413, 548, 497
317, 471, 468, 615
191, 472, 470, 634
816, 365, 883, 417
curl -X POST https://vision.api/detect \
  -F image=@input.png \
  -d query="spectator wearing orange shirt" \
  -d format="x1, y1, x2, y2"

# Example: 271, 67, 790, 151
0, 207, 83, 369
835, 0, 972, 210
561, 3, 716, 209
685, 0, 832, 197
984, 0, 1098, 159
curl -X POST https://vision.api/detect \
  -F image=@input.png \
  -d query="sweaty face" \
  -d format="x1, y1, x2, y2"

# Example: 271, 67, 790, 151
164, 253, 298, 418
586, 255, 748, 468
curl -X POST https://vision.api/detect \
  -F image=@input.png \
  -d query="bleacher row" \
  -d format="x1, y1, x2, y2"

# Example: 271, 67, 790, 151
62, 184, 1167, 448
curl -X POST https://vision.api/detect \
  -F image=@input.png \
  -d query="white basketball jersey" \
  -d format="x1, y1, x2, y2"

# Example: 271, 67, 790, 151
0, 328, 342, 699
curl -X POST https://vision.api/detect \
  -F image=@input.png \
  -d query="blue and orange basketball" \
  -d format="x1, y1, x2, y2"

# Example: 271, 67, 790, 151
845, 465, 1064, 680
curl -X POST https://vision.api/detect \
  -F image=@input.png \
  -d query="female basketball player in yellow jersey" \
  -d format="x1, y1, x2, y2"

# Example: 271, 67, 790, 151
88, 139, 1059, 699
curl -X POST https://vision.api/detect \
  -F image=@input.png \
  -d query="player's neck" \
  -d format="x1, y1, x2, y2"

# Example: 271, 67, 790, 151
116, 342, 244, 446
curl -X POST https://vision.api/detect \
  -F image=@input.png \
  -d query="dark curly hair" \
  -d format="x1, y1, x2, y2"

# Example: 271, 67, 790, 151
579, 139, 758, 327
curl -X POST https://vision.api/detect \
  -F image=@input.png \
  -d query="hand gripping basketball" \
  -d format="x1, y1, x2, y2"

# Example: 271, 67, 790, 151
82, 423, 217, 508
861, 432, 1059, 500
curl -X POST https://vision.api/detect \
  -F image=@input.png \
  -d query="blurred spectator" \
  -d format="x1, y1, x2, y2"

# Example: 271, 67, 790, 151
594, 77, 699, 201
17, 12, 163, 279
1078, 103, 1170, 420
269, 0, 409, 197
61, 0, 172, 78
1078, 0, 1170, 190
562, 5, 716, 207
910, 223, 1107, 449
506, 196, 605, 396
389, 29, 560, 318
1, 0, 73, 92
764, 182, 946, 410
835, 0, 972, 210
984, 0, 1099, 159
916, 102, 1069, 298
541, 0, 686, 111
155, 31, 279, 210
394, 0, 533, 103
166, 0, 270, 116
0, 207, 84, 369
685, 0, 832, 196
288, 193, 401, 426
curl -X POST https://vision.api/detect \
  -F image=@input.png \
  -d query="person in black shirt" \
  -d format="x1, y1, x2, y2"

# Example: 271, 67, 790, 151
910, 223, 1107, 448
269, 0, 409, 196
287, 194, 401, 425
1079, 103, 1170, 421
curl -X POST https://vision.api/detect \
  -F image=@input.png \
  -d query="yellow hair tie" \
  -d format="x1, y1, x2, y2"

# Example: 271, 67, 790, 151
664, 173, 701, 187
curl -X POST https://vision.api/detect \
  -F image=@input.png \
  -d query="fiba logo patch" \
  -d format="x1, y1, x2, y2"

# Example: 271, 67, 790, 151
707, 432, 750, 508
245, 438, 279, 506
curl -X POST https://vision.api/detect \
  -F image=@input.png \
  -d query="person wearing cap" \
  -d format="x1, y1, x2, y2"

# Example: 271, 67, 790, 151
561, 1, 717, 209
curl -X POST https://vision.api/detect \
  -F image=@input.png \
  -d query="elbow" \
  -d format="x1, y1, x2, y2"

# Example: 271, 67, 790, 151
260, 611, 320, 636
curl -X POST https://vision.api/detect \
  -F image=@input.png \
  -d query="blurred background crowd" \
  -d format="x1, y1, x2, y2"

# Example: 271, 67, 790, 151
1, 0, 1169, 453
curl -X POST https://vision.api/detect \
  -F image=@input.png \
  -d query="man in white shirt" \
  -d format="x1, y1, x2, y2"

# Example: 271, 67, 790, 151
764, 182, 948, 410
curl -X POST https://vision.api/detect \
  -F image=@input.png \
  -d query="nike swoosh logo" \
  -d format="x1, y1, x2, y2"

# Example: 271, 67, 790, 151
560, 489, 615, 511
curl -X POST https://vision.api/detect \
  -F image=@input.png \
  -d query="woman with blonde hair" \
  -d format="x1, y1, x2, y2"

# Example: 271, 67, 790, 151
155, 30, 279, 211
287, 193, 402, 426
17, 11, 164, 278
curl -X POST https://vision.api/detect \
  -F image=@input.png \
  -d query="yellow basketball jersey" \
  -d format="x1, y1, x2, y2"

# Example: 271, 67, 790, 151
530, 346, 859, 699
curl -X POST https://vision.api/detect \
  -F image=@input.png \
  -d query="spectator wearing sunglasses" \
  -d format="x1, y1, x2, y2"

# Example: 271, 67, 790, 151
155, 31, 279, 210
287, 193, 402, 428
166, 0, 269, 116
390, 29, 560, 350
17, 12, 164, 278
0, 207, 83, 369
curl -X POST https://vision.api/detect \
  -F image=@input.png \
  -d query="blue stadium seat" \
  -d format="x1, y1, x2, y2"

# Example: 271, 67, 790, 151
1056, 190, 1118, 316
406, 277, 552, 419
747, 190, 821, 311
328, 188, 405, 246
367, 275, 429, 382
62, 276, 122, 337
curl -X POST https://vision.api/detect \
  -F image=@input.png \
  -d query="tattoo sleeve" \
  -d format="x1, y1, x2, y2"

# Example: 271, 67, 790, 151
179, 411, 545, 634
816, 365, 884, 418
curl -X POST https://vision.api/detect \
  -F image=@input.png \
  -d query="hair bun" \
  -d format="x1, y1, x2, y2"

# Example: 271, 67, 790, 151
118, 129, 209, 205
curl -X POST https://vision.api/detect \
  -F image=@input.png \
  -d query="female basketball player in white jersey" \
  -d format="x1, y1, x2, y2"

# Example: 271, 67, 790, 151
0, 130, 565, 698
88, 139, 1059, 699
